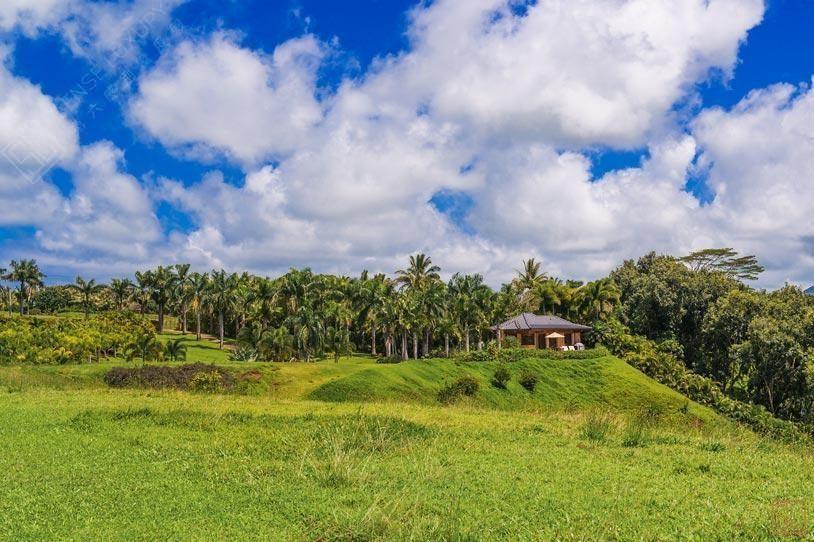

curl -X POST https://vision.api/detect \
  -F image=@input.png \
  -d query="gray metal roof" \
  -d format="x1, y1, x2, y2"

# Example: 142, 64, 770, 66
491, 313, 592, 331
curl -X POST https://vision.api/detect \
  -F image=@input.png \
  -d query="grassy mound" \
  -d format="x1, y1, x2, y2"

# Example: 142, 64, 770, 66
307, 355, 714, 422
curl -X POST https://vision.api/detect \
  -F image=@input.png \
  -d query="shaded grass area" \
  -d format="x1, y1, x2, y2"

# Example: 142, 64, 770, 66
0, 390, 812, 540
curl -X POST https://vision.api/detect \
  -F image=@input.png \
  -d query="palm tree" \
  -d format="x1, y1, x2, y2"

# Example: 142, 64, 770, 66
576, 279, 621, 321
173, 264, 192, 334
436, 305, 459, 358
0, 267, 11, 314
262, 325, 295, 361
141, 266, 177, 332
3, 260, 45, 315
325, 325, 351, 363
514, 259, 547, 289
134, 271, 152, 316
188, 272, 210, 341
109, 278, 135, 310
534, 279, 563, 315
247, 277, 278, 330
448, 273, 491, 352
164, 338, 187, 362
206, 269, 238, 349
68, 276, 106, 318
289, 307, 323, 362
361, 274, 390, 356
419, 280, 446, 356
124, 333, 162, 364
395, 253, 441, 290
395, 254, 444, 358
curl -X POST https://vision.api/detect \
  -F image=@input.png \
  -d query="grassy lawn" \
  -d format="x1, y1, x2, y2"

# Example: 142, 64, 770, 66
0, 344, 812, 540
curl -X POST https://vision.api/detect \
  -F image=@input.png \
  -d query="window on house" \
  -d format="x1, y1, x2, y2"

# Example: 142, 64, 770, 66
521, 333, 535, 346
565, 333, 573, 346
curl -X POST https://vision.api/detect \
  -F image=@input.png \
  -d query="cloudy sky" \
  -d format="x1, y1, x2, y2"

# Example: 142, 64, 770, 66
0, 0, 812, 287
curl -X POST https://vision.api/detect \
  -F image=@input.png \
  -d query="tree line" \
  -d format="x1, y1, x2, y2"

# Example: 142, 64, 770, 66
0, 255, 619, 361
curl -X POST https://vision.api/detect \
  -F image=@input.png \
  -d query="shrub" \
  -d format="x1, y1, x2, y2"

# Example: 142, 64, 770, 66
579, 411, 613, 442
455, 375, 480, 396
104, 363, 236, 392
437, 375, 480, 404
501, 336, 520, 349
492, 366, 511, 389
375, 356, 403, 364
519, 371, 539, 392
189, 371, 224, 393
455, 346, 609, 363
231, 345, 257, 362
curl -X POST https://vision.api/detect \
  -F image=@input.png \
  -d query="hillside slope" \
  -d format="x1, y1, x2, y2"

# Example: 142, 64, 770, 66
305, 355, 717, 423
0, 343, 717, 424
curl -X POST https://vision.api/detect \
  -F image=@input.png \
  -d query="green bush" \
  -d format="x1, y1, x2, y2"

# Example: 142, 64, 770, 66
492, 366, 511, 389
437, 375, 480, 404
455, 346, 609, 363
230, 345, 257, 362
188, 371, 225, 393
501, 336, 520, 349
518, 371, 539, 392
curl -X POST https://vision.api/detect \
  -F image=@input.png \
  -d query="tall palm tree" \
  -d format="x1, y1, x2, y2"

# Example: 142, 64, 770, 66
188, 272, 210, 341
206, 269, 238, 349
68, 276, 106, 318
395, 253, 441, 290
289, 307, 323, 362
142, 266, 177, 332
448, 273, 491, 352
109, 278, 135, 310
3, 260, 45, 315
396, 254, 443, 358
247, 277, 278, 330
576, 278, 621, 321
534, 279, 563, 315
419, 280, 446, 356
173, 264, 192, 335
0, 267, 10, 314
361, 274, 390, 356
133, 271, 152, 316
513, 258, 547, 311
514, 258, 547, 291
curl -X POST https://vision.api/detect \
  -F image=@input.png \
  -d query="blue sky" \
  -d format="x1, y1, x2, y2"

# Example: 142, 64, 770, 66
1, 0, 813, 286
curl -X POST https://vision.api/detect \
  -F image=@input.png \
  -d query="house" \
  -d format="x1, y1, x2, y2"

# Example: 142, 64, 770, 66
491, 313, 591, 349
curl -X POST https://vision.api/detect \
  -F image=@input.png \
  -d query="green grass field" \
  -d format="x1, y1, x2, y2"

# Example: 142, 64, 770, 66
0, 339, 812, 540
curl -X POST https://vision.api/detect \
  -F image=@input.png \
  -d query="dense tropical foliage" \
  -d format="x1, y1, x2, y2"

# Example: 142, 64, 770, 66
0, 247, 813, 430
